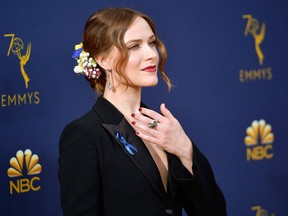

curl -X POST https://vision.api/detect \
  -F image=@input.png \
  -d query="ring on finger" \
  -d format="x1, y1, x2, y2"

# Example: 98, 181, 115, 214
147, 119, 158, 129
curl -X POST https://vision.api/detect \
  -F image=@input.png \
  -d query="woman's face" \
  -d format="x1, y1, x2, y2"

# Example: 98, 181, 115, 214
110, 16, 159, 90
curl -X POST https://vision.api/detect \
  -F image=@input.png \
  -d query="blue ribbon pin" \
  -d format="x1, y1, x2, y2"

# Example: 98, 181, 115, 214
115, 131, 138, 155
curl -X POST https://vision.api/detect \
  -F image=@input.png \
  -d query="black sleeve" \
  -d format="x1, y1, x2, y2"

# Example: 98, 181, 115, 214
58, 121, 103, 216
169, 143, 227, 216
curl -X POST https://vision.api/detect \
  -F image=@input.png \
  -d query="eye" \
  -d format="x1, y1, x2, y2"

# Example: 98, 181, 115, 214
128, 44, 140, 50
148, 39, 156, 47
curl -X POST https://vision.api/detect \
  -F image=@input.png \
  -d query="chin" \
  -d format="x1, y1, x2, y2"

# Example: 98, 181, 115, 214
133, 78, 158, 88
145, 79, 158, 87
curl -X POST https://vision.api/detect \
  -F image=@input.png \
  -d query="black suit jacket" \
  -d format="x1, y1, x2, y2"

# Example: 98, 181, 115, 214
58, 96, 226, 216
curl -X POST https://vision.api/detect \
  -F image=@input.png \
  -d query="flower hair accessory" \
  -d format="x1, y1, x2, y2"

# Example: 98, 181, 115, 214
72, 43, 101, 79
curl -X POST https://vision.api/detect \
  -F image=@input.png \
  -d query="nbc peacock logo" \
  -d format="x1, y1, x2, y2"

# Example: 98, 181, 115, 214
245, 119, 274, 161
7, 149, 42, 195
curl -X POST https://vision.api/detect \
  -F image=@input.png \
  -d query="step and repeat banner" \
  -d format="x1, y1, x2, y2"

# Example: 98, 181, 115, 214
1, 1, 287, 215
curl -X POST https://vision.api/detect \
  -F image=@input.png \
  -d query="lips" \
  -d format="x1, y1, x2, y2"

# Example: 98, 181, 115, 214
141, 65, 157, 72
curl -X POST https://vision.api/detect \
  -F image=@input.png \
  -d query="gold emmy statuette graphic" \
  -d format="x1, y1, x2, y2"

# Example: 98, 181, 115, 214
251, 206, 275, 216
4, 34, 31, 89
242, 14, 266, 65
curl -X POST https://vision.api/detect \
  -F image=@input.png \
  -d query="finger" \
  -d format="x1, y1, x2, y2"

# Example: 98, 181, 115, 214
136, 130, 159, 145
160, 103, 174, 119
133, 119, 160, 138
131, 112, 152, 126
138, 107, 165, 123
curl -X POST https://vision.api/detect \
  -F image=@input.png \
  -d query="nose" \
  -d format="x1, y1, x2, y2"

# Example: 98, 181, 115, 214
143, 44, 158, 61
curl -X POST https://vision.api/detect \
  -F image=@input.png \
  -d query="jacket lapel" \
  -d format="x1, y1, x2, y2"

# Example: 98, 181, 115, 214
93, 96, 167, 200
103, 119, 167, 200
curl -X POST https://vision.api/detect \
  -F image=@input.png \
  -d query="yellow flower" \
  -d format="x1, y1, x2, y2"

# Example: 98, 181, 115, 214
75, 43, 83, 50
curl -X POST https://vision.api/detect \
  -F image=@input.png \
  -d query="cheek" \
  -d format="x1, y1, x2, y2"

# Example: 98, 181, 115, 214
156, 52, 160, 62
154, 49, 160, 62
124, 58, 142, 76
121, 56, 140, 78
127, 54, 141, 66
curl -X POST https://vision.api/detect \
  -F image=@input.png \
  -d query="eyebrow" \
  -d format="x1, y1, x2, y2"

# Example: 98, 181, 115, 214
125, 35, 155, 45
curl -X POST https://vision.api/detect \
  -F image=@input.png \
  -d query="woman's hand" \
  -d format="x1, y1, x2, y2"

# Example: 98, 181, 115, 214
131, 103, 193, 173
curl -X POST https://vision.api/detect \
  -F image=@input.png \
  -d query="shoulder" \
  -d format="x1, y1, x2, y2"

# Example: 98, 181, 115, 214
61, 110, 104, 139
59, 108, 106, 148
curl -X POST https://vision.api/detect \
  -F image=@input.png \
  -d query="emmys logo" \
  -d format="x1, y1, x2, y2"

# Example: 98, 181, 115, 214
7, 149, 42, 195
4, 34, 31, 88
251, 205, 275, 216
239, 15, 272, 82
1, 34, 40, 107
242, 14, 265, 65
245, 119, 274, 161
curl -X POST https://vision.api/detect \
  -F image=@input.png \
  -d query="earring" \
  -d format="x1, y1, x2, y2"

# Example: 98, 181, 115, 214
107, 69, 116, 93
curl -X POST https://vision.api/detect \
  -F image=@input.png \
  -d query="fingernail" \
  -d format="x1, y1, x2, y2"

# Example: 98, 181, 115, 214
132, 121, 136, 125
138, 107, 142, 112
136, 131, 139, 135
131, 113, 135, 117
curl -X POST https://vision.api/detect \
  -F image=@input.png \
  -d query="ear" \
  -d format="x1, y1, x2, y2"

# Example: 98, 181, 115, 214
95, 55, 110, 70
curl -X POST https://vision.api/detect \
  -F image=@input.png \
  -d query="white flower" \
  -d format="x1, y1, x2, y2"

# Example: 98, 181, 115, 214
74, 65, 84, 73
72, 44, 101, 79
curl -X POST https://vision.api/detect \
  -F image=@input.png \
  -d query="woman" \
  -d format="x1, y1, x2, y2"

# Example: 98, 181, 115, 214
58, 7, 226, 216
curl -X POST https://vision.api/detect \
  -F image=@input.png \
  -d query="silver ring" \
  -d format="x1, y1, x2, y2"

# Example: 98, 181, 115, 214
147, 119, 158, 129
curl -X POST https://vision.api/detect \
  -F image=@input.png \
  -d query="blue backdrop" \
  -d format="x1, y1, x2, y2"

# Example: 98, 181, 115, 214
1, 0, 287, 215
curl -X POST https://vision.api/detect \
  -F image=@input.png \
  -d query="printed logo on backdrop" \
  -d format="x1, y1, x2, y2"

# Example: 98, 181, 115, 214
251, 205, 275, 216
240, 15, 273, 82
7, 149, 42, 195
1, 34, 40, 107
245, 119, 274, 161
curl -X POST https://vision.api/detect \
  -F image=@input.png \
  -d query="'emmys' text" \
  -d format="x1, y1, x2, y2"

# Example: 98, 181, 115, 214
1, 91, 40, 107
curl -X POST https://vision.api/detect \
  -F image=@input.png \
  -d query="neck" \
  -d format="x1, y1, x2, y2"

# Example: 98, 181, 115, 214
103, 86, 142, 119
